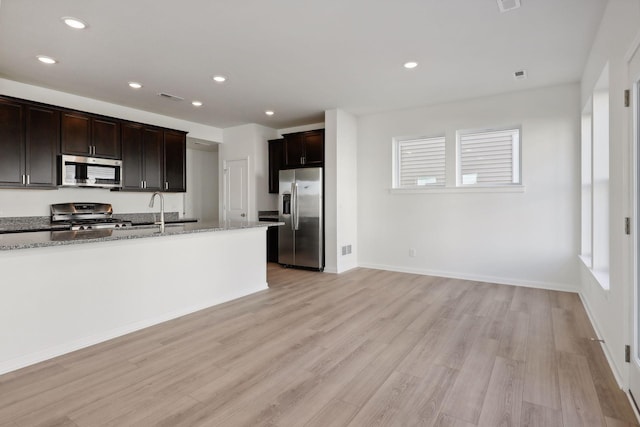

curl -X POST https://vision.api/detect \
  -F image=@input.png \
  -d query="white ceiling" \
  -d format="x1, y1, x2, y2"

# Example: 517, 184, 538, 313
0, 0, 606, 129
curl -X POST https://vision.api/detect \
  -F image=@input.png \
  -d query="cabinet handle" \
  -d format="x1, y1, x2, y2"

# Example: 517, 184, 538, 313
21, 175, 25, 185
165, 182, 169, 190
26, 175, 30, 185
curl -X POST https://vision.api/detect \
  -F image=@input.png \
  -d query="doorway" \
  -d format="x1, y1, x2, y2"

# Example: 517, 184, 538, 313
223, 158, 249, 222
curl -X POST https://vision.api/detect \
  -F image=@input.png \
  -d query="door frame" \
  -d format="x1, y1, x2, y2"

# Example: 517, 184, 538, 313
627, 31, 640, 412
222, 157, 250, 222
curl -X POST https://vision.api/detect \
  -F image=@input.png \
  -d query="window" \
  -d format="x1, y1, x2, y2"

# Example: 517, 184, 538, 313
394, 136, 445, 188
580, 63, 610, 290
457, 128, 521, 186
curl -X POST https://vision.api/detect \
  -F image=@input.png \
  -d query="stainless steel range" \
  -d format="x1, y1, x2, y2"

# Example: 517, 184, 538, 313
51, 203, 132, 231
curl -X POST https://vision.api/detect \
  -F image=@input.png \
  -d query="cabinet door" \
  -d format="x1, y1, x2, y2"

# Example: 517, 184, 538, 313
268, 138, 284, 193
25, 105, 59, 188
92, 117, 121, 159
142, 128, 163, 191
61, 112, 91, 156
164, 130, 186, 192
303, 130, 324, 165
284, 133, 304, 167
0, 98, 25, 187
121, 123, 144, 190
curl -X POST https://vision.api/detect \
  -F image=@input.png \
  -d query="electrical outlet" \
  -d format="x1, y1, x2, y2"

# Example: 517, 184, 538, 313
409, 248, 416, 257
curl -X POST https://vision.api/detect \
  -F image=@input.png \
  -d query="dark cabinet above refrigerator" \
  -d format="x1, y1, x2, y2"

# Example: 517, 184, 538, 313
268, 129, 324, 194
283, 129, 324, 167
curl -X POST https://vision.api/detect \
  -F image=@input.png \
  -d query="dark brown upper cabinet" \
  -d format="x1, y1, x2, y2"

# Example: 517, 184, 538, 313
120, 122, 144, 190
61, 112, 120, 159
164, 130, 187, 192
120, 122, 163, 191
25, 104, 60, 188
283, 129, 324, 168
0, 97, 58, 189
268, 138, 284, 193
0, 95, 188, 192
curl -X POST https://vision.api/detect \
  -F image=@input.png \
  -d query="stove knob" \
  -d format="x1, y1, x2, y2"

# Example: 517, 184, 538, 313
78, 226, 85, 230
115, 224, 120, 228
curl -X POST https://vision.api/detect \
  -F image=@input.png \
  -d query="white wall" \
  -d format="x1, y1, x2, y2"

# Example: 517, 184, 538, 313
185, 144, 219, 222
579, 0, 640, 387
219, 124, 278, 221
0, 78, 224, 218
357, 84, 581, 290
325, 110, 358, 273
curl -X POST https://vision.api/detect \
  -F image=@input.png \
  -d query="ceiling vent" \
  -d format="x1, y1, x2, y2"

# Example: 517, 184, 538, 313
157, 92, 184, 101
514, 70, 527, 80
497, 0, 521, 13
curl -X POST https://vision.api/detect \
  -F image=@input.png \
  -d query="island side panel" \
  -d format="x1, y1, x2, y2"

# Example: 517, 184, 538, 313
0, 227, 268, 374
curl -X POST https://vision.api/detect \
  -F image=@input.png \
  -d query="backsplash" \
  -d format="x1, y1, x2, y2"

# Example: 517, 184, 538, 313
0, 187, 184, 218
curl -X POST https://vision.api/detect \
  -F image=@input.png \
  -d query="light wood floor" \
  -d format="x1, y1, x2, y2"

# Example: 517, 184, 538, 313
1, 265, 638, 426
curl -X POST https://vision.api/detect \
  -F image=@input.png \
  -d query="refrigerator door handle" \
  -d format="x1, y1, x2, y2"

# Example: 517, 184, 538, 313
293, 182, 300, 230
291, 182, 296, 230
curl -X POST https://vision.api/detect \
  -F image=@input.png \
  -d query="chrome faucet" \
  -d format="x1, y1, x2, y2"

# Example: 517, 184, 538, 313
148, 191, 165, 233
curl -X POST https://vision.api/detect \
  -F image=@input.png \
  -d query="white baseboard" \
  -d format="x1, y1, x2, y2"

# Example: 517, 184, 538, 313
358, 262, 579, 293
0, 282, 268, 376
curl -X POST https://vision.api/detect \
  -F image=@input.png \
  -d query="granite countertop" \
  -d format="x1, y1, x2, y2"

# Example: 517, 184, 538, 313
0, 220, 282, 251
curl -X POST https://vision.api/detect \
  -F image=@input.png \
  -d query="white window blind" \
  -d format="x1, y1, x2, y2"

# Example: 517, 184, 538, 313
458, 128, 520, 185
396, 136, 445, 187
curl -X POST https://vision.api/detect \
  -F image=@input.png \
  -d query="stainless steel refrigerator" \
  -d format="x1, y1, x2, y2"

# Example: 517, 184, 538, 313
278, 167, 324, 271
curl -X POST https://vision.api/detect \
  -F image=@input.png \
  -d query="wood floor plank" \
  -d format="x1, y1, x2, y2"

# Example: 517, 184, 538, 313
558, 351, 607, 426
510, 286, 551, 314
477, 356, 525, 427
498, 310, 530, 361
303, 399, 359, 427
520, 401, 564, 427
336, 330, 423, 408
606, 416, 640, 427
434, 413, 478, 427
0, 267, 635, 427
524, 310, 561, 409
440, 338, 500, 424
347, 364, 457, 426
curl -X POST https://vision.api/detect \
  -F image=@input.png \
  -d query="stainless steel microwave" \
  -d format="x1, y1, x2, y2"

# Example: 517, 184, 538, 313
59, 155, 123, 188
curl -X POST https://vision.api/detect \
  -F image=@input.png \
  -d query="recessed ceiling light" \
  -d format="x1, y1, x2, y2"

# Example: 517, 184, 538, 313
61, 17, 87, 29
212, 75, 227, 83
497, 0, 521, 13
192, 101, 203, 107
403, 61, 418, 69
265, 110, 275, 116
37, 55, 57, 65
128, 82, 143, 89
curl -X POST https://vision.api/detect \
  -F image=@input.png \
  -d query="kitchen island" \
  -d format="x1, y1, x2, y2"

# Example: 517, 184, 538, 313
0, 221, 277, 374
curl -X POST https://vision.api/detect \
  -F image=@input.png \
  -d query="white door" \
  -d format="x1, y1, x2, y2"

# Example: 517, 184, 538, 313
629, 38, 640, 403
223, 158, 249, 221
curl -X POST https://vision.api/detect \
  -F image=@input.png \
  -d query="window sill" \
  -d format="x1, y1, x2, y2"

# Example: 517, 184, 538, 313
389, 185, 526, 194
579, 255, 610, 291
